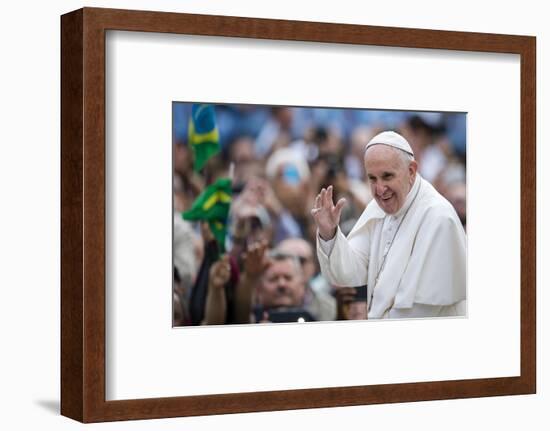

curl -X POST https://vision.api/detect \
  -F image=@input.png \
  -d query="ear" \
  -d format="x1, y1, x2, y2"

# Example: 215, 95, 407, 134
409, 160, 418, 178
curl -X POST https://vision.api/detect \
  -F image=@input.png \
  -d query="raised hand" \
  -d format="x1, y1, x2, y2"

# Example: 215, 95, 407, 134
242, 239, 270, 280
204, 254, 231, 325
208, 254, 231, 290
310, 185, 346, 240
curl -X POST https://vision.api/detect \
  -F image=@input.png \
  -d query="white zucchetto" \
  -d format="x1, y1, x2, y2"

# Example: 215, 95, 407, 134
365, 131, 414, 157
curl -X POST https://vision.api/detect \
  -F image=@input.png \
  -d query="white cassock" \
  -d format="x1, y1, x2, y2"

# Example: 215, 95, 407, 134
317, 174, 466, 319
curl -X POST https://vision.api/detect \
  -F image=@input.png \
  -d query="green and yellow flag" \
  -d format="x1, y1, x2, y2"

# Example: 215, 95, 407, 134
188, 104, 220, 172
182, 177, 232, 252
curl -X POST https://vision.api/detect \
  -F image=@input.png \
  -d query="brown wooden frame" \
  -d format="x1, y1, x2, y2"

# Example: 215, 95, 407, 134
61, 7, 536, 423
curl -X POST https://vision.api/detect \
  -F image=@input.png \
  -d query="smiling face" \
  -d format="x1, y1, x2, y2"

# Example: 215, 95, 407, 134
364, 145, 417, 215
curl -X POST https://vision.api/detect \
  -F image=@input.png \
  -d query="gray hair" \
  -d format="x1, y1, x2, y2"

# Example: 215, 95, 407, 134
397, 148, 415, 167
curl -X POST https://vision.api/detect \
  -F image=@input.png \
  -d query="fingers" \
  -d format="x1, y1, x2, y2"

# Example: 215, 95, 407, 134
247, 239, 267, 256
243, 240, 271, 279
312, 185, 338, 220
311, 193, 322, 216
217, 262, 230, 280
333, 197, 347, 220
318, 185, 334, 209
327, 187, 333, 207
327, 185, 334, 207
244, 240, 269, 270
311, 190, 323, 218
319, 187, 327, 209
313, 193, 321, 209
211, 255, 231, 286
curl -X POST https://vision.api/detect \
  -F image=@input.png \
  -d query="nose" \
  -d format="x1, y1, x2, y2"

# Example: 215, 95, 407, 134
276, 278, 288, 292
375, 183, 387, 196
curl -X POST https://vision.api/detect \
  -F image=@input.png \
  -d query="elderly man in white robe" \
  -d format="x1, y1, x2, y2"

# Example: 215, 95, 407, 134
312, 131, 466, 319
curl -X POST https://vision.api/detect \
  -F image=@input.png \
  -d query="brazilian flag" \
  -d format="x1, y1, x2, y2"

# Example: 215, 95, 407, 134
188, 104, 220, 172
182, 177, 232, 252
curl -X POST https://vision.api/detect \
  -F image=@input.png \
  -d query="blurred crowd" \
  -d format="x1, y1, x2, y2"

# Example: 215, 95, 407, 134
172, 104, 467, 326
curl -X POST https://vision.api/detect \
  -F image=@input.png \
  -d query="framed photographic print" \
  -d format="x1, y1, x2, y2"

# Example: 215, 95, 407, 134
61, 7, 536, 423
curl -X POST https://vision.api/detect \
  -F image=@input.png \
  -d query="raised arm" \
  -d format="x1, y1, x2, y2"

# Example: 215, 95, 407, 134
233, 240, 270, 324
202, 255, 231, 325
311, 185, 369, 287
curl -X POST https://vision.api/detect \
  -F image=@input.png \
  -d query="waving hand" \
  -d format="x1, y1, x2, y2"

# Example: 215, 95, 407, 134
310, 185, 346, 241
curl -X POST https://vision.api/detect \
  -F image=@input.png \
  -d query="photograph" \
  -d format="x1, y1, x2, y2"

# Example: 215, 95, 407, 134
172, 103, 468, 326
54, 4, 536, 424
